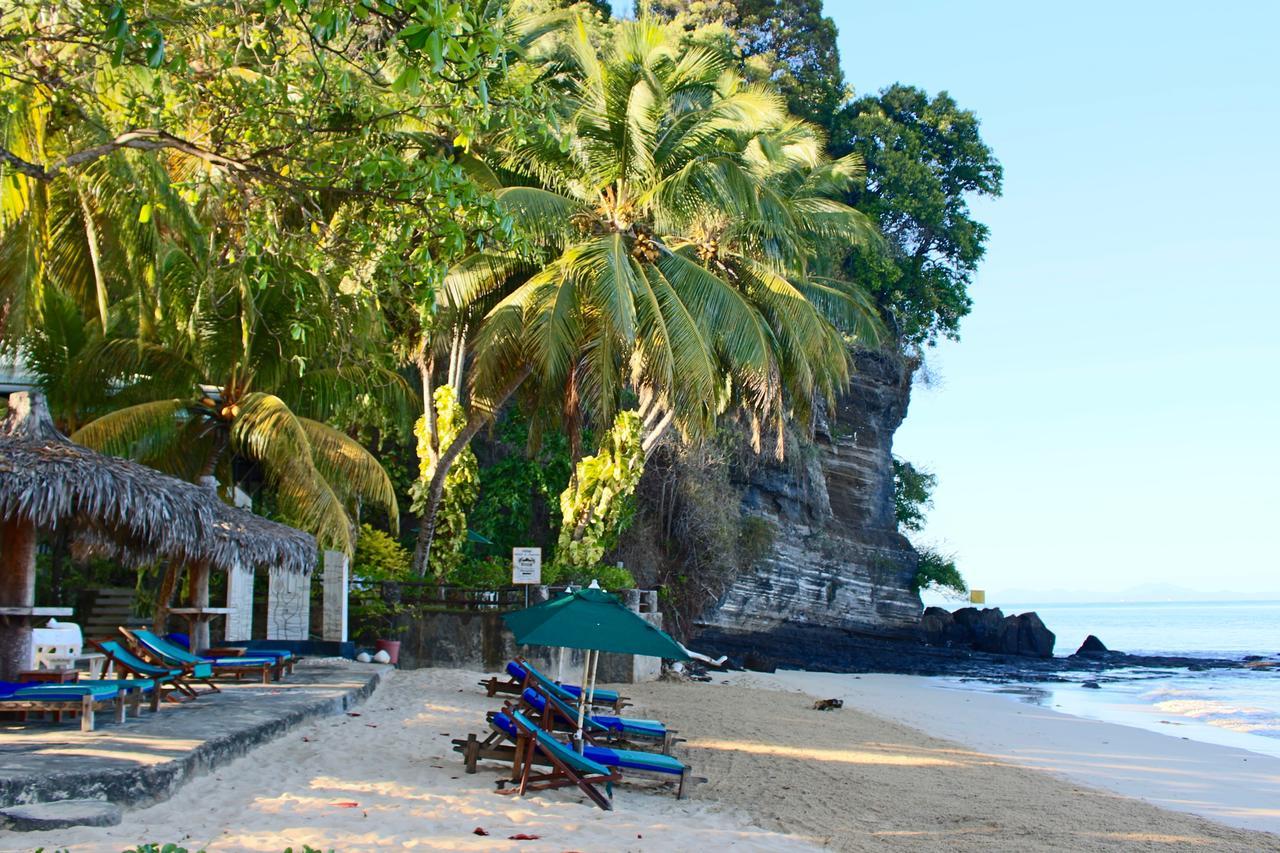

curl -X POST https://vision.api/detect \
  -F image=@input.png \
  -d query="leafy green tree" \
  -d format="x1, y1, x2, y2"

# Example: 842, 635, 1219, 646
832, 85, 1003, 345
912, 545, 966, 597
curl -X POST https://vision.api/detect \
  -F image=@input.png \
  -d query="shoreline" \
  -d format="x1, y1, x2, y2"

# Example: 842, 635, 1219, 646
751, 669, 1280, 836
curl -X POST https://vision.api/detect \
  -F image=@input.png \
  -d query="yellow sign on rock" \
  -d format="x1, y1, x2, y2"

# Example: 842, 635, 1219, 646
969, 589, 986, 604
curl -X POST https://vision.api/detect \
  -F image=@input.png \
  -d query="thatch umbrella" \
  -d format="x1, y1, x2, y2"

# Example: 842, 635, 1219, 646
0, 391, 316, 676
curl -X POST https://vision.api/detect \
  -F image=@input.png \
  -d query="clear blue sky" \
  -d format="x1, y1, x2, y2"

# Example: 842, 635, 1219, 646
826, 0, 1280, 599
611, 1, 1280, 599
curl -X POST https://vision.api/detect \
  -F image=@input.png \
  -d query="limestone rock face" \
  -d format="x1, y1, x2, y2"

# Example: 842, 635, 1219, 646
695, 351, 923, 651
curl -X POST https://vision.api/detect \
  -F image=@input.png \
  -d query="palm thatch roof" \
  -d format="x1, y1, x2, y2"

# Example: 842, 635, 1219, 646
0, 392, 315, 574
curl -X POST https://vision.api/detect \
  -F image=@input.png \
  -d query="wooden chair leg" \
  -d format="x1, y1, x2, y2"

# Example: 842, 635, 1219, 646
464, 734, 479, 774
81, 695, 95, 732
677, 767, 689, 800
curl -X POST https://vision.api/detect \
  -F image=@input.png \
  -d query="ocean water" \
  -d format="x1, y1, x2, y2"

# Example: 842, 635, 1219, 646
956, 600, 1280, 759
1001, 599, 1280, 658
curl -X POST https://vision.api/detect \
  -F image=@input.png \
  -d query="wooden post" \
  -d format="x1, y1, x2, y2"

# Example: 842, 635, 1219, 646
188, 560, 211, 654
0, 516, 38, 681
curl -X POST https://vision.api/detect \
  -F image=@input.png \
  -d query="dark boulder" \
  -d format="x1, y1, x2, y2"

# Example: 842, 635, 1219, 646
919, 607, 967, 646
999, 612, 1055, 658
1075, 635, 1109, 656
951, 607, 1007, 653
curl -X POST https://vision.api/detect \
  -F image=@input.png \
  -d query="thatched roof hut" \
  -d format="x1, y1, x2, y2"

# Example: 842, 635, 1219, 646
0, 391, 316, 677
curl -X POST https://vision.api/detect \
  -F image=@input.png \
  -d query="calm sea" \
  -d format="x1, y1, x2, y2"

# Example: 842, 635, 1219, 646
959, 600, 1280, 759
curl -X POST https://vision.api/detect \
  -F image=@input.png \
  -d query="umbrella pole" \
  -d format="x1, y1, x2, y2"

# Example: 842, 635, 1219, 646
586, 647, 599, 708
557, 645, 566, 683
574, 649, 591, 753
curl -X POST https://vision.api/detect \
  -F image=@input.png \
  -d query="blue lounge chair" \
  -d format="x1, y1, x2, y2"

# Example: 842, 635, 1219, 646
453, 705, 690, 801
167, 634, 296, 673
502, 707, 620, 810
123, 628, 283, 688
519, 686, 679, 752
0, 681, 135, 731
92, 638, 196, 701
480, 659, 629, 710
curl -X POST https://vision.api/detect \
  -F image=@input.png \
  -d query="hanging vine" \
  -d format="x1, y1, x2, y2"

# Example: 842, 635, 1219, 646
412, 385, 479, 580
554, 410, 644, 582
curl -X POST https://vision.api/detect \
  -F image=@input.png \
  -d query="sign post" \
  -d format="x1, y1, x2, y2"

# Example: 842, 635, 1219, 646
512, 547, 542, 608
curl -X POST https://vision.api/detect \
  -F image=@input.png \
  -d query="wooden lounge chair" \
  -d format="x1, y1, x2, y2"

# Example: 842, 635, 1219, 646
518, 685, 682, 753
479, 658, 630, 711
502, 706, 620, 810
452, 706, 690, 800
0, 682, 140, 732
91, 638, 200, 701
122, 628, 283, 687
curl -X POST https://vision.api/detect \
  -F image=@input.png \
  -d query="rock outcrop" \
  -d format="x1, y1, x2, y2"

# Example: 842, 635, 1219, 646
694, 351, 923, 659
919, 606, 1056, 658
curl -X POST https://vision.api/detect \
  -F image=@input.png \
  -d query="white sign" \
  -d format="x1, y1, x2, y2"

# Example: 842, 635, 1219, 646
512, 547, 542, 584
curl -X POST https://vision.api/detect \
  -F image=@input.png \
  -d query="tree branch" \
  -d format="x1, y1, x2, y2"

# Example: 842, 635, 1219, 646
0, 129, 278, 182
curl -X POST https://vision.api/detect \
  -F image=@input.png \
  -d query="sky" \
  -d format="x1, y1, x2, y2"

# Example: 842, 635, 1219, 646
610, 1, 1280, 600
823, 1, 1280, 600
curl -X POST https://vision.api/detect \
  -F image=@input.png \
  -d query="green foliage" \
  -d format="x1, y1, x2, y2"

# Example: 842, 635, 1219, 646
911, 546, 967, 596
469, 409, 573, 556
414, 385, 480, 579
445, 555, 512, 589
833, 85, 1003, 345
893, 458, 936, 533
350, 523, 413, 640
555, 410, 645, 576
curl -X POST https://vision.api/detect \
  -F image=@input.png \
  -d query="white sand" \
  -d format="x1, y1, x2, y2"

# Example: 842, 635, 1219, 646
12, 665, 1280, 852
9, 667, 812, 853
760, 670, 1280, 834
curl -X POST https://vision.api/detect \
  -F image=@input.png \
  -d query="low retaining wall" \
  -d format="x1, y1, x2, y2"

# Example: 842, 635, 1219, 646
392, 608, 664, 683
0, 661, 386, 809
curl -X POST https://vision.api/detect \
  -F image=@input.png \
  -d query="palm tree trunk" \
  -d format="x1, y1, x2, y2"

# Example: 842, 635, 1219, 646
412, 365, 532, 576
153, 560, 180, 633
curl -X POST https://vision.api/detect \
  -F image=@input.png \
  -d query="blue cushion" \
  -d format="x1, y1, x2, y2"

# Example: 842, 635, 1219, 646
561, 684, 620, 703
11, 684, 121, 701
584, 745, 686, 776
207, 656, 275, 666
594, 715, 665, 737
91, 679, 156, 692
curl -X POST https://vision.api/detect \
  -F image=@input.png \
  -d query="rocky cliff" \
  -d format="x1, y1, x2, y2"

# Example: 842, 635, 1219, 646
693, 350, 924, 661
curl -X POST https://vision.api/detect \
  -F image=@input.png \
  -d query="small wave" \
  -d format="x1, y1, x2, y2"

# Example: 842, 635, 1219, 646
1151, 699, 1280, 736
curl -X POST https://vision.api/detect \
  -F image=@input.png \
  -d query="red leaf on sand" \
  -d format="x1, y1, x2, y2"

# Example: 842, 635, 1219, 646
473, 827, 490, 836
347, 712, 362, 717
331, 802, 359, 808
508, 834, 541, 840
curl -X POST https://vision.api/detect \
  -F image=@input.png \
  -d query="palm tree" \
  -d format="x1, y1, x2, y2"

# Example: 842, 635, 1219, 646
410, 17, 883, 573
69, 218, 407, 557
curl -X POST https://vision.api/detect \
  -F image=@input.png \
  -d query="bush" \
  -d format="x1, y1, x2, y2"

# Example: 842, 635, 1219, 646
350, 524, 413, 641
911, 545, 967, 596
446, 556, 511, 589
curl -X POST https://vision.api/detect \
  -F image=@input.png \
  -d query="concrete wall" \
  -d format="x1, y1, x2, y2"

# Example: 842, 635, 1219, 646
390, 608, 665, 683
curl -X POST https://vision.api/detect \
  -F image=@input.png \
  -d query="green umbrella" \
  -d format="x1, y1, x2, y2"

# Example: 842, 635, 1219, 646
503, 587, 689, 660
503, 585, 689, 750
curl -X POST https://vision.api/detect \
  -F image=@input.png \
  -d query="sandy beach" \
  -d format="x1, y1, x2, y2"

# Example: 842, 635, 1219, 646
13, 664, 1280, 852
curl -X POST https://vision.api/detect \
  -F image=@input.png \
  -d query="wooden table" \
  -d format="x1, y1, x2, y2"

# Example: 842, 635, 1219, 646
167, 608, 233, 650
19, 668, 78, 683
